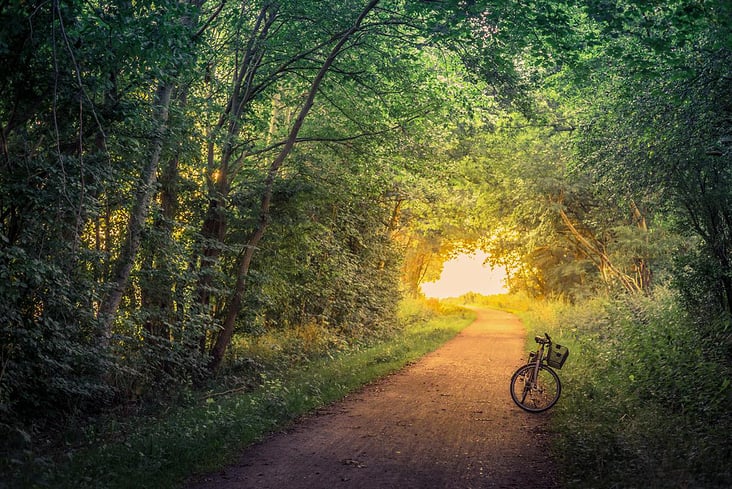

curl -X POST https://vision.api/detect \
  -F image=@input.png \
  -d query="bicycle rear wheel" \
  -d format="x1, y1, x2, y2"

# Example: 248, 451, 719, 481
510, 363, 561, 412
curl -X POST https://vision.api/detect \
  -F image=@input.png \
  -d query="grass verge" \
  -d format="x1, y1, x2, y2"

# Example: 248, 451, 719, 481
10, 300, 473, 489
477, 291, 732, 489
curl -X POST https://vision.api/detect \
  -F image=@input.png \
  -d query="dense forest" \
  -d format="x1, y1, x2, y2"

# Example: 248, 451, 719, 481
1, 0, 730, 487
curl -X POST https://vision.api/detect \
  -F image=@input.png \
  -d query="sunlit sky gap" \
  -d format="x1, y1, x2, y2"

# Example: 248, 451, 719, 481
420, 251, 508, 299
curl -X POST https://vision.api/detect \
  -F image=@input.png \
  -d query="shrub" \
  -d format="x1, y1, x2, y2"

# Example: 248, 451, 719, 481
516, 288, 732, 488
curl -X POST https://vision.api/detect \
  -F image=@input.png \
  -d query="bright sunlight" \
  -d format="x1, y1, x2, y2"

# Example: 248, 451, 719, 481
420, 251, 508, 299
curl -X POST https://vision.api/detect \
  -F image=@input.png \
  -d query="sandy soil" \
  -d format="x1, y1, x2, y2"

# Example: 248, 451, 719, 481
186, 308, 558, 489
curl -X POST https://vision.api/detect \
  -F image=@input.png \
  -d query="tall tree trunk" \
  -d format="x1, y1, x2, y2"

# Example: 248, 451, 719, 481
96, 0, 216, 347
194, 3, 277, 331
208, 0, 382, 372
97, 84, 173, 346
140, 150, 181, 340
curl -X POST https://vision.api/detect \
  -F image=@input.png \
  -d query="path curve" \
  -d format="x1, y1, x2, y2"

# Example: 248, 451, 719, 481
186, 308, 558, 489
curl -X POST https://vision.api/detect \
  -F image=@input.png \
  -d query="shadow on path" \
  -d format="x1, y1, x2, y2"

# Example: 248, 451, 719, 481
186, 308, 558, 489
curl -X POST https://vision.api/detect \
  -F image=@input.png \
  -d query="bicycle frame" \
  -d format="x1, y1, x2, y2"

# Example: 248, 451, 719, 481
528, 340, 547, 386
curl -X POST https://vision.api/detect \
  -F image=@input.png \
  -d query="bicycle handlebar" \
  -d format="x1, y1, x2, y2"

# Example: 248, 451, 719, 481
534, 333, 552, 345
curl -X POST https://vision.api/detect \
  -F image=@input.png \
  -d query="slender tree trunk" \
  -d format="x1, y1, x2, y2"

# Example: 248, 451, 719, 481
721, 275, 732, 314
629, 199, 652, 290
194, 3, 277, 326
97, 84, 173, 346
141, 149, 181, 340
712, 242, 732, 313
558, 207, 641, 294
208, 0, 382, 372
96, 0, 216, 347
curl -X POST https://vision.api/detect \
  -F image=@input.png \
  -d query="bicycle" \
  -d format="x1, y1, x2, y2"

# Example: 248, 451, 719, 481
510, 333, 569, 412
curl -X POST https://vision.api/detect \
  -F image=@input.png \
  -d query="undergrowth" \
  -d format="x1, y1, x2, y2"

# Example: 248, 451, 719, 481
1, 298, 473, 489
487, 289, 732, 489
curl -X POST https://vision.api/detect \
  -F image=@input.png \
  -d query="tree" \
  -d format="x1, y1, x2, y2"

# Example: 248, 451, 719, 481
0, 3, 208, 422
570, 0, 732, 313
192, 0, 535, 369
0, 0, 594, 426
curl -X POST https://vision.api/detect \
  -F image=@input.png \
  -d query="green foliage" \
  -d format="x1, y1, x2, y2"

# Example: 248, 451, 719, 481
0, 300, 472, 489
0, 0, 207, 423
0, 244, 109, 415
3, 0, 731, 487
1, 0, 503, 435
423, 114, 670, 300
514, 290, 732, 488
567, 0, 732, 313
240, 149, 402, 340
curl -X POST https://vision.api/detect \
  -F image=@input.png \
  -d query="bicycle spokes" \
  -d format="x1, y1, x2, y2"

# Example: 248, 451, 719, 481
510, 364, 561, 412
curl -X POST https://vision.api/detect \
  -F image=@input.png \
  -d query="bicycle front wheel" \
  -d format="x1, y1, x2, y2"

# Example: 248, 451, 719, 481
510, 363, 561, 413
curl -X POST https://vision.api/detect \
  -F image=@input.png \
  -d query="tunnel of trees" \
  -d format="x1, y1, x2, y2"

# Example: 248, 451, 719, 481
1, 0, 730, 483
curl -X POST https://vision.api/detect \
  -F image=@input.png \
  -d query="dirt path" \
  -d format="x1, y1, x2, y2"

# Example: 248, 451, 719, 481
186, 308, 558, 489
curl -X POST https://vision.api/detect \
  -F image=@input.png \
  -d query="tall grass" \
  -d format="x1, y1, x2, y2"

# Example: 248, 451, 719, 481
3, 299, 473, 489
496, 289, 732, 489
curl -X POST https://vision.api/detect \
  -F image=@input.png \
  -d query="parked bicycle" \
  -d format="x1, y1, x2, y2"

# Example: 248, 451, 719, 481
510, 333, 569, 412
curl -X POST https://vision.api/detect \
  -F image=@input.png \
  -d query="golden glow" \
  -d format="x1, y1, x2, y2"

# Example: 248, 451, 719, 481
421, 251, 508, 299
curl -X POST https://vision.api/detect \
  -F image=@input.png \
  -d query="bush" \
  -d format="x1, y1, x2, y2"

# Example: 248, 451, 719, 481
0, 298, 473, 489
516, 288, 732, 488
